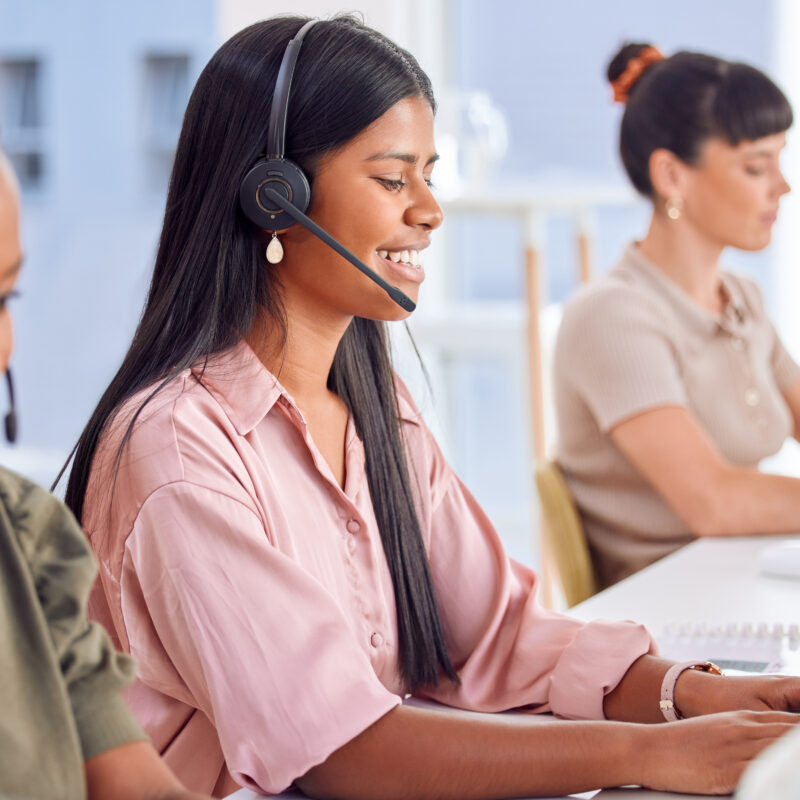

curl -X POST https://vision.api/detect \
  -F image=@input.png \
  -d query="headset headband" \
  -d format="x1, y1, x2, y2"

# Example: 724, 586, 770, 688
266, 19, 319, 158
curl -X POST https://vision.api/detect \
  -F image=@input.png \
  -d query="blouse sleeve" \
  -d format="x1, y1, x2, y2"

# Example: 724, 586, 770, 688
766, 315, 800, 392
122, 482, 400, 795
736, 274, 800, 392
555, 286, 688, 432
402, 416, 655, 720
23, 482, 146, 759
723, 273, 800, 394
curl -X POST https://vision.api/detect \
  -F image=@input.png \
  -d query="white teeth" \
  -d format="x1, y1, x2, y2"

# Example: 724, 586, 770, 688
381, 249, 424, 268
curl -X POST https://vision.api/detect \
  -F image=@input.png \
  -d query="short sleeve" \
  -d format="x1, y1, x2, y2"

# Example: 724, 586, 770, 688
734, 274, 800, 392
122, 482, 400, 795
402, 421, 656, 720
556, 286, 688, 432
23, 484, 146, 760
769, 321, 800, 391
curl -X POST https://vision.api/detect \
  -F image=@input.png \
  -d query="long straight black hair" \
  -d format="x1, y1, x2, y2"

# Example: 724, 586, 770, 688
62, 15, 458, 692
608, 43, 793, 197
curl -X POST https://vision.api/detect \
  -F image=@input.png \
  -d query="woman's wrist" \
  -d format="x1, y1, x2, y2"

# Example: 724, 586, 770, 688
632, 721, 675, 790
599, 722, 655, 790
672, 664, 724, 718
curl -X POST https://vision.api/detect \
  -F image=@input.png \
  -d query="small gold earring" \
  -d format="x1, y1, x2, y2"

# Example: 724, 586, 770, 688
266, 231, 284, 264
665, 197, 682, 220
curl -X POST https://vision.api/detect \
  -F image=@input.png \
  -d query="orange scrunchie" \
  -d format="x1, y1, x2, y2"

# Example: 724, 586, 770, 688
611, 46, 665, 104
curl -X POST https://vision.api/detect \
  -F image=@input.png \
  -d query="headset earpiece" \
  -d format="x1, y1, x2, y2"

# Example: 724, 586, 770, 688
239, 156, 311, 231
239, 18, 318, 232
4, 369, 17, 444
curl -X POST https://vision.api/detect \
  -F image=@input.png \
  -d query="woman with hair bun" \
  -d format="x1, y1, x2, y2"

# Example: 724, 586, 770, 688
555, 43, 800, 589
63, 21, 800, 799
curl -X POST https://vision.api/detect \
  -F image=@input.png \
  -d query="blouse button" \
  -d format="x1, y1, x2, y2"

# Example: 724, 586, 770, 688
370, 632, 383, 648
744, 388, 760, 407
346, 519, 361, 534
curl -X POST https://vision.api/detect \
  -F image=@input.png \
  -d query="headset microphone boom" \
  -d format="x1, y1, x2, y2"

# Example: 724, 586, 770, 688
261, 187, 416, 312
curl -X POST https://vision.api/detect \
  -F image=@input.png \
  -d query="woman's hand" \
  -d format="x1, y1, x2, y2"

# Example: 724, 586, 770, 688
641, 710, 800, 795
85, 740, 212, 800
676, 671, 800, 717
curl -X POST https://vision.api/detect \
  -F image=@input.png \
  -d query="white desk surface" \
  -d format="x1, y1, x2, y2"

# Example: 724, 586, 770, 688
225, 535, 800, 800
569, 535, 800, 629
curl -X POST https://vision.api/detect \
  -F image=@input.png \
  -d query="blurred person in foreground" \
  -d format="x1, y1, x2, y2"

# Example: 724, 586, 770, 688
0, 150, 211, 800
736, 723, 800, 798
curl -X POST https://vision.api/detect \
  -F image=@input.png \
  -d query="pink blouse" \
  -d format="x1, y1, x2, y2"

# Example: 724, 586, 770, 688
83, 340, 654, 797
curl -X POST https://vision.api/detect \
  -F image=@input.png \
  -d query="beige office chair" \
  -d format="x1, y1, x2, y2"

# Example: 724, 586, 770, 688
535, 461, 597, 607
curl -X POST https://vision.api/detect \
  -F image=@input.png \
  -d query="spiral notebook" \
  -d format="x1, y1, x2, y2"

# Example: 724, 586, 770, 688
657, 622, 800, 675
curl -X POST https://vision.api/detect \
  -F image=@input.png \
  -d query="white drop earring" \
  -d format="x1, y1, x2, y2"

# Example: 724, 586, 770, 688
266, 231, 284, 264
665, 196, 683, 220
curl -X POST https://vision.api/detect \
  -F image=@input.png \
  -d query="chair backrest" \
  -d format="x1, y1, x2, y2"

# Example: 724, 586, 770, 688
535, 461, 597, 607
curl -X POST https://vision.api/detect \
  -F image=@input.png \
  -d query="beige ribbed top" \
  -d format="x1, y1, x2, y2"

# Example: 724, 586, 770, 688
554, 243, 800, 588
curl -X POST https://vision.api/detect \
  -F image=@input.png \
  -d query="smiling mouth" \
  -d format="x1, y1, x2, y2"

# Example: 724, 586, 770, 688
377, 249, 424, 269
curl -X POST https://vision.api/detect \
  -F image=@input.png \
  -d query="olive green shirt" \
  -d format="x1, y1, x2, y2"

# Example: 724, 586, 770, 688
0, 466, 145, 799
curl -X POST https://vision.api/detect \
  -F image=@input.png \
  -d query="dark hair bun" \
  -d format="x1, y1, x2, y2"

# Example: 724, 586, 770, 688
609, 45, 792, 198
607, 42, 655, 83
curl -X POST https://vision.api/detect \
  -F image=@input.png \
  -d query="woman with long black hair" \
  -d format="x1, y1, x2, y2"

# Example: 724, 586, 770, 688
64, 17, 800, 799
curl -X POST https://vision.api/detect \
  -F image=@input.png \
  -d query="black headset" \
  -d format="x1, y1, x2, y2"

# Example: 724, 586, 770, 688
4, 369, 16, 444
238, 19, 416, 312
239, 19, 316, 233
